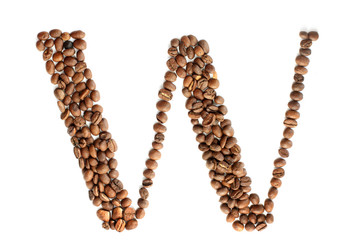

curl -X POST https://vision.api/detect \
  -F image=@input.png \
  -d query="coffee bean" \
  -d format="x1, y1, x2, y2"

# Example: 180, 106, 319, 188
274, 158, 286, 168
136, 208, 146, 219
115, 219, 126, 232
63, 41, 73, 49
126, 219, 138, 230
156, 100, 171, 112
245, 222, 255, 232
266, 213, 274, 224
256, 222, 267, 231
142, 178, 153, 188
198, 40, 210, 53
71, 30, 85, 39
308, 31, 319, 41
96, 209, 110, 222
296, 55, 309, 66
250, 204, 264, 214
37, 31, 49, 40
249, 193, 260, 204
158, 89, 173, 101
299, 31, 308, 39
202, 113, 215, 126
300, 39, 312, 48
232, 221, 244, 231
268, 187, 278, 199
73, 39, 87, 50
283, 118, 298, 128
264, 198, 274, 212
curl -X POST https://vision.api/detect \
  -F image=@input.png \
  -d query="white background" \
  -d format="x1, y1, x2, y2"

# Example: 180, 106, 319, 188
1, 0, 359, 239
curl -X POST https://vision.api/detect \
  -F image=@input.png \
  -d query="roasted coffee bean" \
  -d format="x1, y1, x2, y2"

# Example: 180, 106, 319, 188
308, 31, 319, 41
63, 41, 73, 49
126, 219, 138, 230
96, 209, 110, 222
115, 219, 126, 232
256, 222, 267, 231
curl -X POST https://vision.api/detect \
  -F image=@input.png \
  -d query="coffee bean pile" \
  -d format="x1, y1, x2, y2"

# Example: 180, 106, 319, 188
36, 30, 318, 232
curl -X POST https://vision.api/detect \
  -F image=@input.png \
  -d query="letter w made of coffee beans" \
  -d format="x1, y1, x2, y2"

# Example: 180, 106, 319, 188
35, 29, 319, 232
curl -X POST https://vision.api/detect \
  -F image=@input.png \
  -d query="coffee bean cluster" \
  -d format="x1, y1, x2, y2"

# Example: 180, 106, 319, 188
36, 30, 318, 232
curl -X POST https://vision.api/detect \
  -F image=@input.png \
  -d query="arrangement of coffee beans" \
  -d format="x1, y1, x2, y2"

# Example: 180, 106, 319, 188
35, 29, 318, 232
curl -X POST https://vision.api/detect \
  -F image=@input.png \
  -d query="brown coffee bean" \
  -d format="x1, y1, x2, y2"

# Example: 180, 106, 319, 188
216, 187, 229, 196
280, 138, 292, 149
139, 187, 149, 199
37, 31, 49, 40
251, 204, 264, 214
274, 158, 286, 168
299, 31, 308, 39
308, 31, 319, 41
156, 112, 168, 123
245, 222, 255, 232
175, 54, 186, 67
220, 203, 230, 214
149, 149, 161, 160
256, 222, 267, 231
138, 198, 149, 208
54, 88, 65, 100
73, 39, 87, 50
266, 213, 274, 224
96, 209, 110, 222
300, 39, 312, 48
123, 207, 135, 221
300, 48, 311, 56
296, 55, 309, 67
202, 113, 215, 126
208, 78, 219, 89
288, 100, 300, 110
232, 221, 244, 231
268, 187, 278, 199
46, 60, 55, 74
292, 82, 304, 91
70, 30, 85, 39
194, 46, 204, 56
156, 100, 171, 112
115, 219, 126, 232
283, 118, 297, 128
278, 148, 289, 158
264, 198, 274, 212
272, 168, 285, 178
295, 66, 308, 75
158, 89, 173, 101
198, 40, 210, 53
222, 125, 234, 137
143, 178, 153, 187
249, 193, 260, 205
126, 219, 138, 230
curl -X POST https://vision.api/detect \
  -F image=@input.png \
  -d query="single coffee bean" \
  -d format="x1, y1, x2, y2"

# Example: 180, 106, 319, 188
96, 209, 110, 222
249, 193, 260, 204
115, 219, 126, 232
73, 39, 87, 50
156, 100, 171, 112
296, 55, 309, 66
264, 198, 274, 212
266, 213, 274, 224
299, 31, 308, 39
255, 222, 267, 231
232, 221, 244, 231
126, 219, 138, 230
63, 41, 73, 49
71, 30, 85, 39
308, 31, 319, 41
